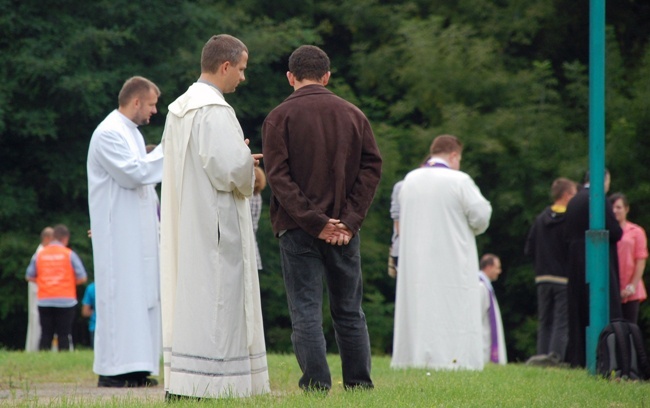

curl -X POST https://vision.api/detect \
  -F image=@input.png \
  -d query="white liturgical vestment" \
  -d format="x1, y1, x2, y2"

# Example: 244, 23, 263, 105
25, 244, 44, 352
160, 82, 269, 398
392, 164, 492, 371
87, 110, 163, 376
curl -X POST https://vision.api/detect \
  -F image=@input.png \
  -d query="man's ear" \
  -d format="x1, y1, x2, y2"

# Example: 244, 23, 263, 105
286, 71, 295, 86
321, 71, 331, 86
220, 61, 231, 75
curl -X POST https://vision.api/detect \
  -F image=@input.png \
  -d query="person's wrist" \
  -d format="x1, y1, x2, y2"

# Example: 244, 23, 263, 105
625, 284, 635, 293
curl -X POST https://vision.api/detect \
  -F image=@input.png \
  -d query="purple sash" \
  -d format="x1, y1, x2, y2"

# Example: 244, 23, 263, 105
424, 159, 450, 169
479, 273, 499, 363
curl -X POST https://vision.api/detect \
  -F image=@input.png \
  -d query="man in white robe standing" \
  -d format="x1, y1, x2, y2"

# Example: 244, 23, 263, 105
87, 76, 163, 387
25, 226, 53, 352
392, 134, 492, 371
478, 253, 507, 365
160, 34, 270, 399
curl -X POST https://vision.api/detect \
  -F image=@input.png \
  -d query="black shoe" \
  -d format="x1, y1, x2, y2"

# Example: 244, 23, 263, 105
300, 382, 331, 394
98, 375, 129, 388
136, 376, 159, 387
344, 381, 375, 391
121, 372, 159, 387
98, 374, 158, 388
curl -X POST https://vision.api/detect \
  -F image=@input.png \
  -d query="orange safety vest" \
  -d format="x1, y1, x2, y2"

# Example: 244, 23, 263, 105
35, 245, 76, 300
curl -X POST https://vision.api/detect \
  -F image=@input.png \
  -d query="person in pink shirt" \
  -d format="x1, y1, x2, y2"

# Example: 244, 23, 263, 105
610, 192, 648, 324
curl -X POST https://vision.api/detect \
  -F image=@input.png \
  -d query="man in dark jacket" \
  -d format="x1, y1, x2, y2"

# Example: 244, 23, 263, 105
563, 170, 623, 368
262, 45, 382, 392
525, 177, 577, 364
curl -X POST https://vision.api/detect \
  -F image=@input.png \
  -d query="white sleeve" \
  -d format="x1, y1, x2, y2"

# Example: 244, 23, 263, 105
93, 129, 163, 189
194, 106, 254, 196
462, 177, 492, 235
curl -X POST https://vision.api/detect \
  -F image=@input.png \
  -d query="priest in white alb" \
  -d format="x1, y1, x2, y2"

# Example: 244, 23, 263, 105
159, 34, 270, 399
87, 76, 164, 387
392, 134, 492, 371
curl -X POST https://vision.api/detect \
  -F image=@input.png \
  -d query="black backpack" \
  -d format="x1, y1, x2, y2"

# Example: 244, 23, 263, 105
596, 319, 650, 380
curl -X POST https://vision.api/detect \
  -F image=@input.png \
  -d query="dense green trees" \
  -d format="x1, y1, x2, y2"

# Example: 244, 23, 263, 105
1, 0, 649, 362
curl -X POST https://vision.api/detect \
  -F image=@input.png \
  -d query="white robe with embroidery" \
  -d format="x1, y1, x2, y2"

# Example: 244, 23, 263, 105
479, 272, 507, 365
392, 166, 492, 370
87, 110, 163, 376
160, 82, 270, 398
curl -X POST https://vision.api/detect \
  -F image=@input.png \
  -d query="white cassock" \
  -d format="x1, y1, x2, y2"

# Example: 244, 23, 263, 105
160, 82, 270, 398
391, 164, 492, 370
25, 244, 44, 352
478, 272, 507, 365
87, 110, 163, 376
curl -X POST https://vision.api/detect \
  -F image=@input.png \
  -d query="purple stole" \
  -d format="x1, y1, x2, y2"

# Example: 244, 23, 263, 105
479, 272, 500, 363
424, 159, 450, 169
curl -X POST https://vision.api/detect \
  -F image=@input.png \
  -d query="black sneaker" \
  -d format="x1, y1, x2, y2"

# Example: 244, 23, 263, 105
526, 353, 562, 367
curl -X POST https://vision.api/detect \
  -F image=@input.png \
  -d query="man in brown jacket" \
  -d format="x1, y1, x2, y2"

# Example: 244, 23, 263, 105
262, 45, 382, 392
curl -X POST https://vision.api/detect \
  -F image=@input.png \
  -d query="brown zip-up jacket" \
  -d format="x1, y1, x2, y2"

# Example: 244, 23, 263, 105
262, 84, 382, 237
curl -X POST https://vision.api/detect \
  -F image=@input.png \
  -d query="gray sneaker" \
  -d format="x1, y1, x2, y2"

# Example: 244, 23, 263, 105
525, 353, 561, 367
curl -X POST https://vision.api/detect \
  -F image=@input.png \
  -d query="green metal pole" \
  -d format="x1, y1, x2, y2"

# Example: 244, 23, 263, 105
586, 0, 608, 375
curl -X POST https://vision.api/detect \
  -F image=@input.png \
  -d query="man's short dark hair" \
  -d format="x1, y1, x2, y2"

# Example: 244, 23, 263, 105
288, 45, 330, 82
550, 177, 576, 202
429, 135, 463, 156
480, 253, 499, 270
583, 168, 610, 184
118, 76, 160, 107
201, 34, 248, 74
53, 224, 70, 241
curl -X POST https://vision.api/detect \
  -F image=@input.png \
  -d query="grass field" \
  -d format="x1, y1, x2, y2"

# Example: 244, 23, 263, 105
1, 350, 649, 407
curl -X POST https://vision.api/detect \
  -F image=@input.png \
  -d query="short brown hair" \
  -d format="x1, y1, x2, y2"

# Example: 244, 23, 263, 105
429, 134, 463, 156
40, 226, 54, 240
52, 224, 70, 241
480, 253, 499, 270
118, 76, 160, 107
288, 45, 330, 82
550, 177, 576, 201
201, 34, 248, 74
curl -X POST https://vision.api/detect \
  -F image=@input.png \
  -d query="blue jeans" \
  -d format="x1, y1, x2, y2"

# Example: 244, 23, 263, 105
536, 283, 568, 359
279, 229, 373, 390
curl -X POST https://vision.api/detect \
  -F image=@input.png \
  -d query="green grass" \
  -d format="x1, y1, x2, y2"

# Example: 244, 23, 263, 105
1, 350, 649, 407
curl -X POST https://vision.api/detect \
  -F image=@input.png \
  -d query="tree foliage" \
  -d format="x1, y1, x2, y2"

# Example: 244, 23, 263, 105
1, 0, 650, 363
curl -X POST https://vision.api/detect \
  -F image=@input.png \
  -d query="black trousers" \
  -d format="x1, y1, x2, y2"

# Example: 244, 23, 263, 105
38, 306, 76, 351
622, 300, 640, 324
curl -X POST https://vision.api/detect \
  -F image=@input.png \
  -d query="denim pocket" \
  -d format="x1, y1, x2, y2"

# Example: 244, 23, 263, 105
279, 229, 315, 255
341, 234, 360, 258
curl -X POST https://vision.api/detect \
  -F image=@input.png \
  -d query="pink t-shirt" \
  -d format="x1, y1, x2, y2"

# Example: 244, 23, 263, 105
617, 221, 648, 303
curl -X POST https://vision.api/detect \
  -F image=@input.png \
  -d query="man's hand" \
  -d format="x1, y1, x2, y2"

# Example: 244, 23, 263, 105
318, 219, 352, 245
244, 139, 263, 165
252, 153, 263, 166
